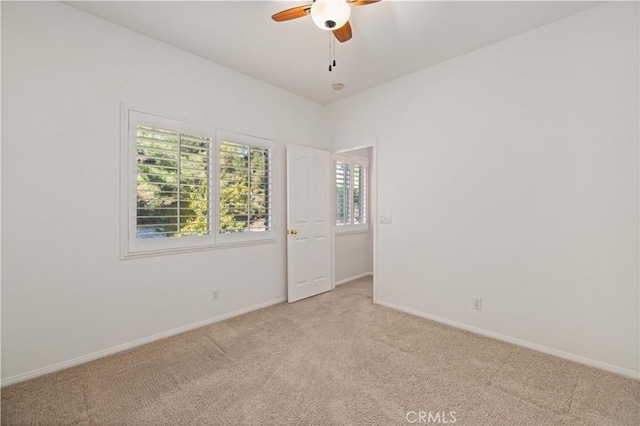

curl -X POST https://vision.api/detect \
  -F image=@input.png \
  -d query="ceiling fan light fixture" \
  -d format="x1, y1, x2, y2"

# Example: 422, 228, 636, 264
311, 0, 351, 31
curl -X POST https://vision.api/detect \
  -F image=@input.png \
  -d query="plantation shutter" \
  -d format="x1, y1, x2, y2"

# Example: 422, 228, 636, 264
219, 140, 272, 233
135, 125, 212, 239
336, 161, 351, 225
353, 164, 367, 224
126, 111, 276, 258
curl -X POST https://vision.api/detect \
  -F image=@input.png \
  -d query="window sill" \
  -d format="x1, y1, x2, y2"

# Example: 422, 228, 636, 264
121, 237, 277, 260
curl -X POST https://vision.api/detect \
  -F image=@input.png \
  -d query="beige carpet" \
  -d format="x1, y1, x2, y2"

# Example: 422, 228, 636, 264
2, 277, 638, 425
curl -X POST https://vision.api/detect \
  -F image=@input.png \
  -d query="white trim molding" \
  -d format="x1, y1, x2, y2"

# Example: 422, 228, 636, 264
377, 300, 640, 380
1, 297, 286, 387
335, 272, 373, 286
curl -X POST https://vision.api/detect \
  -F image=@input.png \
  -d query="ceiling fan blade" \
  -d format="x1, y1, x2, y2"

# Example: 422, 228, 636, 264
348, 0, 381, 6
333, 21, 353, 43
271, 5, 312, 22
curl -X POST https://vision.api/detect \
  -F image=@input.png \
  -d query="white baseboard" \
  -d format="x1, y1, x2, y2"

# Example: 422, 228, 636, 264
377, 300, 639, 380
1, 296, 287, 387
335, 272, 373, 286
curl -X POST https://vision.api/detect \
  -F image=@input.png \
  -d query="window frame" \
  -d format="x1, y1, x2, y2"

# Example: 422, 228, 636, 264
333, 153, 370, 235
121, 107, 275, 259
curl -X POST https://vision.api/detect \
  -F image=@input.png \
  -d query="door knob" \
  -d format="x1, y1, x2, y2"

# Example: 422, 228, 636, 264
288, 229, 298, 235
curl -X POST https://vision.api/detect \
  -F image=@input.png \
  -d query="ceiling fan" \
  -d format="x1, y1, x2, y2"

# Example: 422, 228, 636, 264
272, 0, 381, 43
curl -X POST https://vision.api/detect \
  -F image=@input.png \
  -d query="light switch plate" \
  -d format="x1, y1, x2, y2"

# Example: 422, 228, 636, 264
380, 214, 392, 224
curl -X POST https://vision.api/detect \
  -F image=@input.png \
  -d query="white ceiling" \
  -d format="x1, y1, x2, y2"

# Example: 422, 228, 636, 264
65, 1, 599, 104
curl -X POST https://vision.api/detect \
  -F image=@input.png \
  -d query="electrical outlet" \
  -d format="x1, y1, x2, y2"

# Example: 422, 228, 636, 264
380, 214, 392, 224
472, 297, 482, 311
212, 290, 219, 302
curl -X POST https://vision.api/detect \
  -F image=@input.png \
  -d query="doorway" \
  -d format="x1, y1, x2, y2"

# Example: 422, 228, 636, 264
331, 145, 376, 300
286, 143, 378, 303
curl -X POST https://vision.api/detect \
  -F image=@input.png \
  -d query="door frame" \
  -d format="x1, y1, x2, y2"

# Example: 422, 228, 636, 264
331, 140, 378, 304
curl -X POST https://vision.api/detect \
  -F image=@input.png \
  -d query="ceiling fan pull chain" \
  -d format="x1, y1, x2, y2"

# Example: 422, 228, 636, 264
333, 35, 336, 68
329, 32, 332, 71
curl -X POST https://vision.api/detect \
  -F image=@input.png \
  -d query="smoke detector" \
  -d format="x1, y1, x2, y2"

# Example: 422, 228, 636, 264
332, 83, 344, 91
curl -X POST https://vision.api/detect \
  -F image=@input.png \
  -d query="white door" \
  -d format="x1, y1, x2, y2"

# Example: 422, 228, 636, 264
287, 145, 332, 302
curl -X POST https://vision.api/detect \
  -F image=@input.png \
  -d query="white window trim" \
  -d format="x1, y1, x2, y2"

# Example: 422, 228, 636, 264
120, 106, 275, 259
333, 153, 370, 235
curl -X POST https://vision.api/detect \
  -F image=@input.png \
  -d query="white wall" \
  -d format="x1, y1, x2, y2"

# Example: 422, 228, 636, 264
3, 1, 639, 383
328, 3, 639, 376
335, 232, 372, 283
335, 147, 373, 284
1, 2, 331, 382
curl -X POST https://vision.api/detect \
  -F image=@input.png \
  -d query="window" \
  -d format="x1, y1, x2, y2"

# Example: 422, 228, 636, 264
135, 124, 212, 240
353, 164, 367, 225
123, 110, 274, 258
334, 154, 369, 232
335, 161, 351, 225
218, 132, 272, 240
